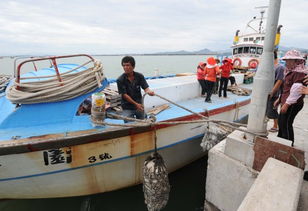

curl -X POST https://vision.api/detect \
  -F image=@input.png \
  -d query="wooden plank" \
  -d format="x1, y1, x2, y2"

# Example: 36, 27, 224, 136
147, 104, 170, 115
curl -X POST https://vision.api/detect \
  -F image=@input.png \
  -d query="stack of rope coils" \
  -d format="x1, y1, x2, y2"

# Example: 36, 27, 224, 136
6, 60, 104, 104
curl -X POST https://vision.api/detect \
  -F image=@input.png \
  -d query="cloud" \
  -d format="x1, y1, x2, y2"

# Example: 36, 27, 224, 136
0, 0, 307, 55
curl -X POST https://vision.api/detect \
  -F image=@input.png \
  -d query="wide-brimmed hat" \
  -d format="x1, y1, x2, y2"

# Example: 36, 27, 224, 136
199, 62, 206, 66
223, 58, 232, 63
281, 50, 305, 60
207, 57, 217, 68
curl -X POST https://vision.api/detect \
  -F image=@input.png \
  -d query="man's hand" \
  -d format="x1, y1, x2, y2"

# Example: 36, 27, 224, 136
135, 103, 144, 111
147, 90, 155, 96
280, 103, 290, 113
145, 88, 155, 96
301, 86, 308, 95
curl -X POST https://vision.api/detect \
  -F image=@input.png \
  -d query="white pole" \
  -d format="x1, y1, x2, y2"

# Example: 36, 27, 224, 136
247, 0, 282, 134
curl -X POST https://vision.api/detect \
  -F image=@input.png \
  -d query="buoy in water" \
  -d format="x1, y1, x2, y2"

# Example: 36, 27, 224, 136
143, 152, 170, 211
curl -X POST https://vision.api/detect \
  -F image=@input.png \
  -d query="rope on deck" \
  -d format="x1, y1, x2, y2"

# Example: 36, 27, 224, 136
6, 60, 105, 104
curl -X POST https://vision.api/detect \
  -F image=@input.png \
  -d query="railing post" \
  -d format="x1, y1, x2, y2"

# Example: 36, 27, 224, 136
51, 58, 63, 84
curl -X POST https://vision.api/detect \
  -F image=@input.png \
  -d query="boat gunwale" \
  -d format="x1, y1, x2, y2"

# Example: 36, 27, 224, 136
0, 98, 250, 156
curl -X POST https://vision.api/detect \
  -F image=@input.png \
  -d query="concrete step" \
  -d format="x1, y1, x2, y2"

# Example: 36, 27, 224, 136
238, 158, 303, 211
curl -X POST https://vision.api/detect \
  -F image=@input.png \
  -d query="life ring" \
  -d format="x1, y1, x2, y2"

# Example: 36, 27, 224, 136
233, 58, 242, 67
248, 59, 259, 69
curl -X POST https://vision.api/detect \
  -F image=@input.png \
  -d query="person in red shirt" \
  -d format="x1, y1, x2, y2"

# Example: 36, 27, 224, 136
196, 62, 207, 97
219, 58, 233, 98
204, 57, 220, 103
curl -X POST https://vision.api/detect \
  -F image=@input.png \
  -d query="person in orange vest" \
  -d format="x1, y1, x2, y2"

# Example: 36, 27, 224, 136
196, 61, 207, 97
219, 58, 233, 98
204, 57, 220, 103
213, 58, 221, 94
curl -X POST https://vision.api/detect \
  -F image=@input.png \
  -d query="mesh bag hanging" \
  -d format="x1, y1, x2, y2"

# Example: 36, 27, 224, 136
143, 152, 170, 211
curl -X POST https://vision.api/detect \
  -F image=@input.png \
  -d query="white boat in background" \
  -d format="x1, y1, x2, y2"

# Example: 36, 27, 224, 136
231, 6, 282, 71
0, 55, 250, 199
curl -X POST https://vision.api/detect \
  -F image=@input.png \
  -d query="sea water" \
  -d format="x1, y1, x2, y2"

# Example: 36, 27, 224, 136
0, 55, 215, 79
0, 55, 212, 210
0, 156, 207, 211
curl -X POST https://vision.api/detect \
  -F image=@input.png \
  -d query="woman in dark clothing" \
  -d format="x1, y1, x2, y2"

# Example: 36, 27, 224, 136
276, 50, 307, 146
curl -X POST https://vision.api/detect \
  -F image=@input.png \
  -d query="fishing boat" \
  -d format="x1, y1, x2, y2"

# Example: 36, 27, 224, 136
231, 6, 282, 71
0, 54, 250, 199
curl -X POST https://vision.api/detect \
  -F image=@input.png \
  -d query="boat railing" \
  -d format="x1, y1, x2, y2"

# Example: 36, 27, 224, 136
15, 54, 95, 89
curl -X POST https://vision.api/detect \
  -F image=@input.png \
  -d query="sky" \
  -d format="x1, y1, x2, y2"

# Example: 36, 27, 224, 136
0, 0, 307, 56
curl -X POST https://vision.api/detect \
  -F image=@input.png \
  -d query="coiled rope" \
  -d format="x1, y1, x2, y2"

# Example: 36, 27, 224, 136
6, 60, 104, 104
0, 75, 12, 94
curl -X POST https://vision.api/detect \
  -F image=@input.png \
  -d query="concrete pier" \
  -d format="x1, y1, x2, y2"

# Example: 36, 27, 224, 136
238, 158, 303, 211
267, 98, 308, 211
205, 98, 308, 211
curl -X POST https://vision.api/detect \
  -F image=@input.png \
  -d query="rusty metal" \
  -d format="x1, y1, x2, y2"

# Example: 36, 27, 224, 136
15, 54, 95, 88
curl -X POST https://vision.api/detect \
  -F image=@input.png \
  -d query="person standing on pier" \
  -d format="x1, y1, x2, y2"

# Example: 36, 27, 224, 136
204, 57, 220, 103
276, 50, 306, 145
266, 51, 285, 132
117, 56, 155, 122
301, 75, 308, 94
196, 61, 207, 97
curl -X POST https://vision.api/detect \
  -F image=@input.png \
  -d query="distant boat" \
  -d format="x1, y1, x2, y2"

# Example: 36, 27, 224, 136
0, 54, 251, 198
231, 6, 282, 70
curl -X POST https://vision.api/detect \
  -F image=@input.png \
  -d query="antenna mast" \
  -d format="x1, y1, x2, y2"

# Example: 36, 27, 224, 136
255, 6, 268, 33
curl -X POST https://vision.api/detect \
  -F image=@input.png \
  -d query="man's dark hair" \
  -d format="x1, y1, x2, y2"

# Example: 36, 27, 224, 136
121, 56, 135, 68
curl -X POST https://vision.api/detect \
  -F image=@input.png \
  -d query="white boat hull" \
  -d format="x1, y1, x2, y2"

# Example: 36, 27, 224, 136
0, 101, 249, 198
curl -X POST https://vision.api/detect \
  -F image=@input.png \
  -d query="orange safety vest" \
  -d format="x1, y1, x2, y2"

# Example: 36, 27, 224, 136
205, 66, 220, 82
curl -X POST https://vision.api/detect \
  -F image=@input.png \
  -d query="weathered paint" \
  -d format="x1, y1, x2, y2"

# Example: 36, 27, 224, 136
130, 130, 155, 156
0, 122, 207, 198
0, 72, 251, 198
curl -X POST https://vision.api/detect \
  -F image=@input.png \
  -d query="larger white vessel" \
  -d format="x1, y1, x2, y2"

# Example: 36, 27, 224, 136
232, 7, 282, 71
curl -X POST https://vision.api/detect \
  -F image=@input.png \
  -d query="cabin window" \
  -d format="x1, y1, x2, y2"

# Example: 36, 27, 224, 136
261, 37, 265, 40
244, 38, 248, 42
256, 37, 261, 41
244, 47, 249, 53
257, 47, 263, 55
250, 47, 256, 54
249, 37, 254, 41
233, 48, 238, 55
238, 47, 243, 54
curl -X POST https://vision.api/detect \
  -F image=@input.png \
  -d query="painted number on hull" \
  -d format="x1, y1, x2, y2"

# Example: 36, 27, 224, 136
88, 153, 112, 163
43, 148, 72, 166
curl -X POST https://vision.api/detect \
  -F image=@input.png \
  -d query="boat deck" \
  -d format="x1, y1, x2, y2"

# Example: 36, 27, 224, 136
0, 75, 251, 141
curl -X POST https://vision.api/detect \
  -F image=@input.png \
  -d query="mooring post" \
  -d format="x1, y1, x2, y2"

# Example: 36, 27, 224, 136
247, 0, 282, 135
